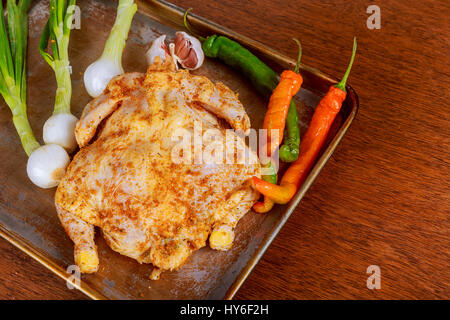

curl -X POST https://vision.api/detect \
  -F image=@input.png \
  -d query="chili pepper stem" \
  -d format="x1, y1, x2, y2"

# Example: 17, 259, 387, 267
335, 37, 357, 92
292, 38, 302, 73
183, 8, 206, 43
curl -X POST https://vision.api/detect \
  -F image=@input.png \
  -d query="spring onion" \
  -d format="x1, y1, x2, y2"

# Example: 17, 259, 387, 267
0, 0, 69, 188
0, 0, 39, 156
83, 0, 137, 97
39, 0, 78, 152
26, 143, 69, 188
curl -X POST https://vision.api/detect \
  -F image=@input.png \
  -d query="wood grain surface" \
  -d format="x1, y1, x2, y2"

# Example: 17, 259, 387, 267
0, 0, 448, 299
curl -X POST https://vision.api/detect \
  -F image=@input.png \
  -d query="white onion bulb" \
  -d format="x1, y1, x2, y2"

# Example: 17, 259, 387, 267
84, 59, 123, 98
43, 113, 78, 152
27, 144, 70, 189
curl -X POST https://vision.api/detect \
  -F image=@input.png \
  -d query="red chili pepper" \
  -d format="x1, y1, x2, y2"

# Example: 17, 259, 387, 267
252, 37, 357, 204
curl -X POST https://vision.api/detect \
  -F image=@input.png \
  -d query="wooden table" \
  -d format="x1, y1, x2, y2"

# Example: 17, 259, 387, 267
1, 0, 448, 299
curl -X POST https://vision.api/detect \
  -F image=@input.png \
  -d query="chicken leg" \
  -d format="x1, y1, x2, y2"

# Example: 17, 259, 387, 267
56, 204, 98, 273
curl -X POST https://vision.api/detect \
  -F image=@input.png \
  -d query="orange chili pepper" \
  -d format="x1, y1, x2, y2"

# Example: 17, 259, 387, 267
252, 37, 357, 204
253, 159, 277, 213
263, 39, 303, 157
253, 196, 276, 213
253, 39, 302, 213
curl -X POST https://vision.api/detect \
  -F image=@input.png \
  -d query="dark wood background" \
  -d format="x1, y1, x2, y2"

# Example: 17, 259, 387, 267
0, 0, 448, 299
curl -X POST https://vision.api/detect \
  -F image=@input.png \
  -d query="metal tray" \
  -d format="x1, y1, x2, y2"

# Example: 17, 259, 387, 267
0, 0, 358, 299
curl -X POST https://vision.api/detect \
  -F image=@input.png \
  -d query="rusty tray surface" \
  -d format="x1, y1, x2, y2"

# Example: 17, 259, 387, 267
0, 0, 358, 299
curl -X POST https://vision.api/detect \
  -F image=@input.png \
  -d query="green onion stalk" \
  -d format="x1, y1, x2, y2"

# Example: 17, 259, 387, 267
0, 0, 39, 156
83, 0, 137, 97
0, 0, 69, 189
39, 0, 78, 152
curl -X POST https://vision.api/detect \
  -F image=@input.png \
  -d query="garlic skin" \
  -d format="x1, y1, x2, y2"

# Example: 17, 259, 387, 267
173, 31, 204, 70
146, 35, 170, 65
27, 144, 70, 189
43, 113, 79, 153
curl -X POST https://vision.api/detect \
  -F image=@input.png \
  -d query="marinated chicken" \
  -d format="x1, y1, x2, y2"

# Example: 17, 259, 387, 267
55, 58, 261, 278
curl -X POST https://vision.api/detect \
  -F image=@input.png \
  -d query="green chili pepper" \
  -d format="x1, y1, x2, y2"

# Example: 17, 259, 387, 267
279, 100, 300, 162
261, 160, 277, 184
203, 35, 279, 99
183, 9, 300, 163
253, 159, 277, 213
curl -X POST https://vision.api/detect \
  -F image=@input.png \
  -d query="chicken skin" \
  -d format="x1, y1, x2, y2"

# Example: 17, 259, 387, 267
55, 58, 260, 278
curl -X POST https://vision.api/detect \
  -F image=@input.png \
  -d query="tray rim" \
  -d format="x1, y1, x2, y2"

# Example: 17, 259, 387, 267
0, 224, 107, 300
0, 0, 359, 300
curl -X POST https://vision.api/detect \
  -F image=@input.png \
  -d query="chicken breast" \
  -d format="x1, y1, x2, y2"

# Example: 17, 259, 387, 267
55, 58, 260, 278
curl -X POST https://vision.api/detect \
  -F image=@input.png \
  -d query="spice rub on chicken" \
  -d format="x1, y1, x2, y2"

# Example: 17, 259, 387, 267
55, 58, 261, 278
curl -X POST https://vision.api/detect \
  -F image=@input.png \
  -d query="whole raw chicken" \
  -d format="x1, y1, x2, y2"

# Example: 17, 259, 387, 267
55, 58, 261, 279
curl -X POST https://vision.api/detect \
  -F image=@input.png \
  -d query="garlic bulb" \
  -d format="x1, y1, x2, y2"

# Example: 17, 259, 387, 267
146, 32, 204, 70
173, 31, 204, 70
